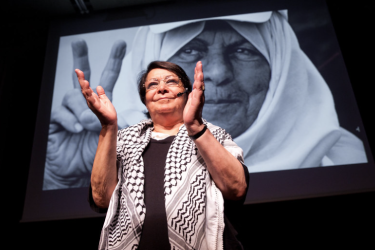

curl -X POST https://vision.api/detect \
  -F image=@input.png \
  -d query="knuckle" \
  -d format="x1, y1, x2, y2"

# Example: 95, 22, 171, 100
63, 89, 84, 106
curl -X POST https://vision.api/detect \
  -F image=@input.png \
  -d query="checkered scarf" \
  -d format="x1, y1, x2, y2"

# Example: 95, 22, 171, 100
98, 119, 240, 250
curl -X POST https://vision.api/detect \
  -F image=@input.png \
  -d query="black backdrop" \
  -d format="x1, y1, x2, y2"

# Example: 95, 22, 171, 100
1, 0, 374, 249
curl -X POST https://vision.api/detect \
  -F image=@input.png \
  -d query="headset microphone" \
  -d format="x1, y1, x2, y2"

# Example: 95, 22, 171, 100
177, 88, 188, 97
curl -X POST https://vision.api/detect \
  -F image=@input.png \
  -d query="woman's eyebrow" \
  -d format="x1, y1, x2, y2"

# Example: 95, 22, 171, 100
225, 39, 255, 49
147, 75, 175, 81
187, 37, 253, 50
184, 38, 208, 47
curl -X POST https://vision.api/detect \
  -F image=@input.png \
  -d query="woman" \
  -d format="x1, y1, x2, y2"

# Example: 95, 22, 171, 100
125, 10, 367, 172
80, 61, 249, 249
44, 10, 366, 189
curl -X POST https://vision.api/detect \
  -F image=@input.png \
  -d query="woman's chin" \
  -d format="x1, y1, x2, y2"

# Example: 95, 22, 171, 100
203, 104, 250, 138
153, 108, 182, 118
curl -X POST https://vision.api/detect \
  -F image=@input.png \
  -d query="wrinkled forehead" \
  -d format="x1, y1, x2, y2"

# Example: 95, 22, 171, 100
149, 11, 277, 33
189, 20, 260, 48
146, 69, 176, 80
158, 18, 271, 64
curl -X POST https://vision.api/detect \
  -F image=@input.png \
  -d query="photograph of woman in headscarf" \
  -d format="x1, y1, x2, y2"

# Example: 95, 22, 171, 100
43, 10, 367, 190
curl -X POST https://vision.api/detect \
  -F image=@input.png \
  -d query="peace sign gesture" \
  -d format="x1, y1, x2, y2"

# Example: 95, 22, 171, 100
45, 39, 126, 189
50, 39, 126, 132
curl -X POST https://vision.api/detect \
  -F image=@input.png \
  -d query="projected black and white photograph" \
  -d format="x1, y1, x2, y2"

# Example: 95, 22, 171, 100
7, 1, 375, 249
43, 9, 368, 190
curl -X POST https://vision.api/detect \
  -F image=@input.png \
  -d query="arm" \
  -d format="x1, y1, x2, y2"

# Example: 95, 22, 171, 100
44, 40, 126, 196
90, 124, 118, 208
183, 62, 247, 200
75, 41, 126, 208
75, 68, 119, 209
194, 129, 247, 200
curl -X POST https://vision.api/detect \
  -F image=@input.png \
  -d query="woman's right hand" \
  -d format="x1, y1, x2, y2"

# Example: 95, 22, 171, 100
75, 39, 126, 127
44, 39, 126, 190
51, 40, 126, 132
75, 69, 118, 127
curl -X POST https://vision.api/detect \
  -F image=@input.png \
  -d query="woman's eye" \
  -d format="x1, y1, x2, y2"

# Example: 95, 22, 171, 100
171, 45, 205, 63
147, 82, 158, 88
182, 49, 198, 55
236, 48, 250, 54
166, 79, 178, 85
231, 47, 260, 61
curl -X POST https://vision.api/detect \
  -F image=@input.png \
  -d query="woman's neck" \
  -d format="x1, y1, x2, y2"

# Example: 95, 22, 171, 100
152, 115, 184, 136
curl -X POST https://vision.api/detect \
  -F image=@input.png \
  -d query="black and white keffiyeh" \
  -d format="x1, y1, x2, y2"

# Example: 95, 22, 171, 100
98, 119, 244, 250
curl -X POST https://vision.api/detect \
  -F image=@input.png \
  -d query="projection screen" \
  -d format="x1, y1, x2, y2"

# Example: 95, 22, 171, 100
22, 0, 375, 222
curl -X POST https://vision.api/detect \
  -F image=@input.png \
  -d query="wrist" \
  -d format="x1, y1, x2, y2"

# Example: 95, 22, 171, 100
101, 122, 118, 131
188, 124, 207, 140
185, 118, 204, 135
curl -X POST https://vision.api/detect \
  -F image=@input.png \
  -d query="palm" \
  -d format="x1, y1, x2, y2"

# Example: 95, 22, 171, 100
183, 61, 205, 131
91, 88, 117, 124
45, 40, 126, 188
77, 71, 117, 126
74, 40, 126, 128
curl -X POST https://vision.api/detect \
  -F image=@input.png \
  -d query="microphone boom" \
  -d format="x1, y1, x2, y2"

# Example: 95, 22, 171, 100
177, 88, 188, 97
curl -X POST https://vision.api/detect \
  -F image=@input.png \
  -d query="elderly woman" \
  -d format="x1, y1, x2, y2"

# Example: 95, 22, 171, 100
127, 11, 367, 172
79, 60, 249, 249
44, 10, 366, 189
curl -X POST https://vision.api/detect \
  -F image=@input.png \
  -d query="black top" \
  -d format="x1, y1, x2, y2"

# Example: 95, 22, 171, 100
89, 136, 250, 250
137, 136, 174, 250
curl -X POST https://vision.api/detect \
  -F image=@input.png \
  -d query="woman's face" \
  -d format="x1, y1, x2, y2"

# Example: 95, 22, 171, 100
169, 21, 271, 138
144, 68, 187, 121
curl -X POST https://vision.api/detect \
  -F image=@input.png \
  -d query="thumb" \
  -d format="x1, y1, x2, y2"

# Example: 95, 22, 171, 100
96, 85, 112, 101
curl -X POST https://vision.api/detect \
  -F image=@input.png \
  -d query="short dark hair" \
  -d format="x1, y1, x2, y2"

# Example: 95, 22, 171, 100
138, 61, 192, 106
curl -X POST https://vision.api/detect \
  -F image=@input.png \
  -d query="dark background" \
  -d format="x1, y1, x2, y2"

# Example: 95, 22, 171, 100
1, 0, 374, 249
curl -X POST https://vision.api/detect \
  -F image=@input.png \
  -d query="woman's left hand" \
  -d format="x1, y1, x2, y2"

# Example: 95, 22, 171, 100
183, 62, 247, 200
183, 61, 206, 135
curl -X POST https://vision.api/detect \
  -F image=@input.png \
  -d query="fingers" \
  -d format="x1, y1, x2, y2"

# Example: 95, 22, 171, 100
59, 39, 123, 133
75, 68, 90, 90
192, 61, 205, 105
99, 40, 126, 99
191, 62, 205, 122
96, 85, 106, 97
50, 106, 83, 133
79, 109, 102, 131
194, 61, 205, 91
74, 70, 115, 130
61, 88, 102, 132
72, 40, 91, 88
62, 88, 90, 123
193, 61, 205, 106
75, 69, 96, 101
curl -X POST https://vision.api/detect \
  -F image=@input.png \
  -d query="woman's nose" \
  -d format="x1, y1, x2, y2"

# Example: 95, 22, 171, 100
157, 81, 168, 93
203, 52, 234, 86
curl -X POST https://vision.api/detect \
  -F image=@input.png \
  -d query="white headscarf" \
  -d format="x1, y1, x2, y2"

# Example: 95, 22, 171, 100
120, 11, 367, 173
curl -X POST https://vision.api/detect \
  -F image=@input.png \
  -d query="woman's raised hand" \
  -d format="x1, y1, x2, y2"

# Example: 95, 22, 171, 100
44, 39, 127, 189
75, 39, 126, 128
183, 61, 205, 135
50, 39, 126, 132
75, 69, 118, 127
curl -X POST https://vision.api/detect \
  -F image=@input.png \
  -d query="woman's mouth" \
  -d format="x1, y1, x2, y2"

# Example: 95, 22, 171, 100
205, 99, 242, 104
156, 97, 172, 101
